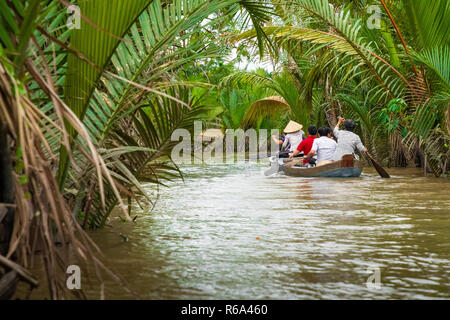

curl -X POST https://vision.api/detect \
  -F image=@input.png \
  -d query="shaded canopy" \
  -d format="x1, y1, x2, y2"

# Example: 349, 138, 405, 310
241, 96, 291, 129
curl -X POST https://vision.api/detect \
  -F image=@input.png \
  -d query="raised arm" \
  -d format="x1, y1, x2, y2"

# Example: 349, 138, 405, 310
334, 117, 344, 139
271, 135, 283, 145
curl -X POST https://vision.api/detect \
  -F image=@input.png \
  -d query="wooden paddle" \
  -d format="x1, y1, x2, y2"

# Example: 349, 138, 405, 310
264, 160, 280, 176
284, 158, 303, 168
365, 152, 390, 178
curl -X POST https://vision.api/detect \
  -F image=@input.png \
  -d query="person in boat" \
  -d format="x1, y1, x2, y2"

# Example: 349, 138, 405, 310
272, 133, 289, 152
271, 121, 304, 158
332, 117, 368, 161
327, 127, 335, 140
289, 125, 317, 165
303, 126, 337, 166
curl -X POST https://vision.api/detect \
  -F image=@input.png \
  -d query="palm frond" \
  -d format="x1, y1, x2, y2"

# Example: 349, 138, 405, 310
235, 0, 411, 100
241, 95, 291, 128
220, 71, 281, 92
401, 0, 450, 50
64, 0, 152, 119
412, 46, 450, 90
236, 0, 275, 58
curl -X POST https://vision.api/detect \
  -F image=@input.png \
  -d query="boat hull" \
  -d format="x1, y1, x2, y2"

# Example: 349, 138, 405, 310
275, 157, 363, 178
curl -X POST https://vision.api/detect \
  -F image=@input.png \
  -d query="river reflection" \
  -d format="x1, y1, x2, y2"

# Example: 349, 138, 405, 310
22, 162, 450, 299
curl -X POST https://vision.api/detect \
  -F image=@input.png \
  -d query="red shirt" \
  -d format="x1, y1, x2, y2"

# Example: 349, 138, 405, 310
296, 136, 316, 164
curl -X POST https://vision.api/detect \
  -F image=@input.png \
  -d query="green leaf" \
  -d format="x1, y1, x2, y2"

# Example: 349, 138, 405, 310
58, 0, 153, 187
18, 174, 29, 185
402, 0, 450, 50
64, 0, 152, 119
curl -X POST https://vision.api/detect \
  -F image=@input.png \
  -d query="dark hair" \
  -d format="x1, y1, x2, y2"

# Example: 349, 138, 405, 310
326, 127, 333, 136
343, 119, 356, 132
318, 127, 328, 137
307, 125, 317, 135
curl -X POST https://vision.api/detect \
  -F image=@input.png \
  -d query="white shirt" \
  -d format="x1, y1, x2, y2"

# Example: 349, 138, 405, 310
283, 131, 304, 152
311, 136, 337, 163
332, 127, 365, 161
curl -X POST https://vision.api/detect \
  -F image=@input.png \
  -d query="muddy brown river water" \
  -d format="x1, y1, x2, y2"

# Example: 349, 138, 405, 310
19, 162, 450, 299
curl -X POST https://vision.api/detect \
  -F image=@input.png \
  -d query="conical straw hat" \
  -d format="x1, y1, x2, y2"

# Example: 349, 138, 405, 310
284, 120, 303, 133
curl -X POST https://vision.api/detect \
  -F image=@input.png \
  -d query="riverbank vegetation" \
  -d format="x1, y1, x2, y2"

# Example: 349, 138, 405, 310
0, 0, 448, 299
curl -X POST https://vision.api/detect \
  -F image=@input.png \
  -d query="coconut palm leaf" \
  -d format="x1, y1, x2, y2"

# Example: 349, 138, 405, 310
234, 0, 411, 99
241, 96, 291, 128
64, 0, 273, 123
219, 89, 253, 129
220, 71, 282, 92
236, 0, 275, 57
87, 0, 235, 141
57, 0, 153, 185
63, 0, 152, 119
401, 0, 450, 50
412, 46, 450, 90
220, 70, 309, 126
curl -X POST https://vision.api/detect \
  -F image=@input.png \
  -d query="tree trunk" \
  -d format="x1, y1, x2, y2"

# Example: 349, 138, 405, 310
0, 121, 17, 299
324, 75, 337, 128
446, 102, 450, 136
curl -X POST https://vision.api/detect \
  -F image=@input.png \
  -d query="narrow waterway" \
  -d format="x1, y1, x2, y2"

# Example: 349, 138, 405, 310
23, 161, 450, 299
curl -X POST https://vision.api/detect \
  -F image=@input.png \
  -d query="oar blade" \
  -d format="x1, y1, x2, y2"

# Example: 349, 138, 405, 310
264, 162, 280, 176
367, 153, 390, 178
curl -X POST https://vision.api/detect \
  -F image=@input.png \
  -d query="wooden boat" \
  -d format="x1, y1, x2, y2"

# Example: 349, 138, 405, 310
269, 154, 363, 178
